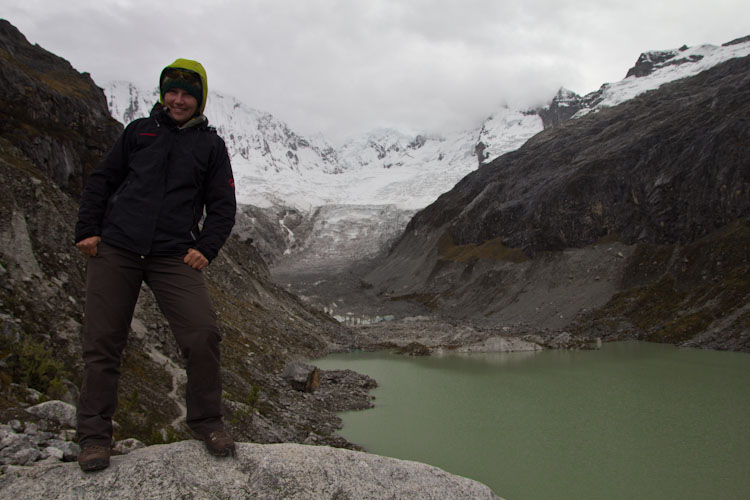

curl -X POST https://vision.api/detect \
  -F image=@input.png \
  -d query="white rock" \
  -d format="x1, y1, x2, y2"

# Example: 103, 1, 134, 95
58, 429, 77, 441
457, 335, 542, 353
43, 446, 65, 460
11, 447, 40, 465
26, 400, 77, 428
22, 422, 38, 435
0, 430, 29, 453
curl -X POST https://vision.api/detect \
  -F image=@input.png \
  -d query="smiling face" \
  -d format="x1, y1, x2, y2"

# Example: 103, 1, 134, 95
163, 87, 198, 125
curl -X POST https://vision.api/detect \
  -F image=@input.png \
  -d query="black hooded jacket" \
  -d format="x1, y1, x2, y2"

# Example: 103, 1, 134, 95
75, 104, 236, 262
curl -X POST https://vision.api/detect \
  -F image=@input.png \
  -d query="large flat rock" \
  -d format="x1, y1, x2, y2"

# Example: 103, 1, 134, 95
0, 440, 502, 500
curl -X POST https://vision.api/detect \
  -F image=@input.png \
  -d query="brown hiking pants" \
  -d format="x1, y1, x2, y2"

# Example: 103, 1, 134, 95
76, 242, 223, 447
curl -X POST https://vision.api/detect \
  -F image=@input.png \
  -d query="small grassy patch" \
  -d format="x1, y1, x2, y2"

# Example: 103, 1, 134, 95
593, 232, 623, 245
0, 335, 70, 399
648, 312, 712, 343
230, 383, 260, 427
437, 232, 529, 263
389, 293, 440, 311
580, 217, 750, 347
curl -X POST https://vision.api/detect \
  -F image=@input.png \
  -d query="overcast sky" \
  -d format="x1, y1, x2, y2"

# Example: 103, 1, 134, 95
6, 0, 749, 144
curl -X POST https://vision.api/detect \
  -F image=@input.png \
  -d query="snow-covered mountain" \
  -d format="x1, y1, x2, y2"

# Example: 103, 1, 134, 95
106, 82, 345, 174
103, 86, 537, 212
538, 36, 750, 123
101, 36, 749, 267
104, 36, 749, 213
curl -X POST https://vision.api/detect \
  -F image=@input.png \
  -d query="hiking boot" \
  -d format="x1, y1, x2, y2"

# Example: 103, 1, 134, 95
78, 444, 111, 472
202, 429, 236, 457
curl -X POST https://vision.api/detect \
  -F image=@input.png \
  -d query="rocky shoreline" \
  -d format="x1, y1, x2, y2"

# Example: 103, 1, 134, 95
340, 317, 598, 354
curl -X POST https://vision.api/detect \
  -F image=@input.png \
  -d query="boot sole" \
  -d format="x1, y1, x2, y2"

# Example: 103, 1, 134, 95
79, 459, 110, 472
206, 446, 236, 457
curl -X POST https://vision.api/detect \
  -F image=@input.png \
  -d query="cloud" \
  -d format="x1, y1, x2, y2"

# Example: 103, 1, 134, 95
6, 0, 750, 143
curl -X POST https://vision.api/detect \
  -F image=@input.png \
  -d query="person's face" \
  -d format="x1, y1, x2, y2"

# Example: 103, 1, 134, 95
163, 87, 198, 125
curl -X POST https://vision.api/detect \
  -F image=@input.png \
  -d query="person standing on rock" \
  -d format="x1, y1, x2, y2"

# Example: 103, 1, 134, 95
73, 58, 237, 472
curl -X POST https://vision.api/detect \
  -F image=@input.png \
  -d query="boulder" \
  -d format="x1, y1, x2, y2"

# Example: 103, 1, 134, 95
282, 362, 320, 392
25, 401, 77, 429
0, 440, 503, 500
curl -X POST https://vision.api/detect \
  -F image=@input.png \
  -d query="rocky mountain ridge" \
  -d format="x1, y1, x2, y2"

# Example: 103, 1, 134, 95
270, 36, 750, 339
364, 52, 750, 351
538, 35, 750, 127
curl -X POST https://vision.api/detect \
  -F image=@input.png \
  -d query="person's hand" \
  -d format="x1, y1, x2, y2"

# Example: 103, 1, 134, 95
184, 248, 208, 270
76, 236, 101, 257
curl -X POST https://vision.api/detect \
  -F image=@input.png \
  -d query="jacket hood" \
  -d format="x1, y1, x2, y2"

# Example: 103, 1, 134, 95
159, 58, 208, 115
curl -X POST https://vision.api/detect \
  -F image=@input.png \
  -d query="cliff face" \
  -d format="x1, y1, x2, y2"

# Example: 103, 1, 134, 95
368, 55, 750, 351
0, 20, 358, 447
0, 20, 121, 198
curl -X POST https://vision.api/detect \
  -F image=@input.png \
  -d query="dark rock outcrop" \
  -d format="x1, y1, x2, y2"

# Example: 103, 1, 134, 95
0, 19, 121, 198
282, 362, 321, 392
724, 35, 750, 47
624, 46, 702, 78
536, 88, 584, 128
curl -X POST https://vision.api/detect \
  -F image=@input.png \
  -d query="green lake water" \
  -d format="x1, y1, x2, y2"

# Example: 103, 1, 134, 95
313, 342, 750, 500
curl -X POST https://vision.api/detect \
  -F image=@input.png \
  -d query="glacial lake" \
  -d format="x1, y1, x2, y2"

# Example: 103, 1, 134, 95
313, 342, 750, 500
